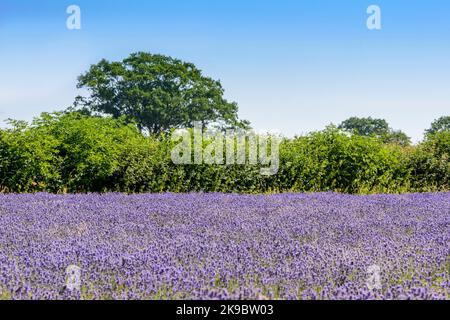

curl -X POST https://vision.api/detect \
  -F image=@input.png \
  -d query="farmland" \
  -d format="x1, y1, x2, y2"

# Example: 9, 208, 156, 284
0, 192, 448, 300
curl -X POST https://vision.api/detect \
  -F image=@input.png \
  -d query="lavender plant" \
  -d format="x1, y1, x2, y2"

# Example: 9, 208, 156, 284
0, 192, 448, 300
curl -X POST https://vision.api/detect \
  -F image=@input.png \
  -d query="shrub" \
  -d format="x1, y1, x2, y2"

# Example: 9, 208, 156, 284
0, 113, 150, 193
1, 115, 449, 194
0, 120, 61, 192
276, 128, 410, 193
408, 132, 450, 191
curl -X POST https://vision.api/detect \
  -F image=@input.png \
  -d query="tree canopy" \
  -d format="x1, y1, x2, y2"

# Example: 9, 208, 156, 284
338, 117, 411, 146
338, 117, 390, 137
426, 116, 450, 137
75, 52, 249, 134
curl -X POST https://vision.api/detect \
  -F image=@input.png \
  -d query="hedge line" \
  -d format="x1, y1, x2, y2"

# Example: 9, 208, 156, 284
1, 112, 449, 194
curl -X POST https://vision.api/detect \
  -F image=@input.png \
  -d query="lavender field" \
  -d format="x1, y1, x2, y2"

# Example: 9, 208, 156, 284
0, 192, 449, 300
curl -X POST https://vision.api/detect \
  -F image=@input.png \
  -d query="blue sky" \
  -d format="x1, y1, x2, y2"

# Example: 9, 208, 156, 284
1, 0, 449, 141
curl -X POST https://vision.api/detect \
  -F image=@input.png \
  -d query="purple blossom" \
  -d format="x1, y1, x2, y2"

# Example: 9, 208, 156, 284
0, 192, 448, 300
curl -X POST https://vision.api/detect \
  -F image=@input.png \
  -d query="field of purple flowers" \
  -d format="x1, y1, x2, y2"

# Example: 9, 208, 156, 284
0, 192, 449, 300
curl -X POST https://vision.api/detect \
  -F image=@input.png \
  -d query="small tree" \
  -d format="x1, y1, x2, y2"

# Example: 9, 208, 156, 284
75, 52, 249, 134
425, 116, 450, 137
338, 117, 410, 146
382, 130, 411, 147
338, 117, 390, 137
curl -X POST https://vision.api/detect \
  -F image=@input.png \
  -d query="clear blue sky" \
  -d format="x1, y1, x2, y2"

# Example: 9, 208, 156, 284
1, 0, 449, 141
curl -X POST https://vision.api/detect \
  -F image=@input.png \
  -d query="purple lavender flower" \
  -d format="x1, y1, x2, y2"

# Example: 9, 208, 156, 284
0, 192, 448, 300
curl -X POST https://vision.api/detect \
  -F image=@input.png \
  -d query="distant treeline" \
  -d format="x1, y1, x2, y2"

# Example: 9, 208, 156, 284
1, 112, 449, 194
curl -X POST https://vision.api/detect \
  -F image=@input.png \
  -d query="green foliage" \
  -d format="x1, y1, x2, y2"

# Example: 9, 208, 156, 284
407, 131, 450, 191
338, 117, 411, 146
1, 114, 449, 194
275, 127, 409, 193
339, 117, 390, 137
0, 112, 149, 193
381, 130, 411, 147
425, 116, 450, 137
0, 119, 61, 192
43, 112, 149, 192
76, 52, 249, 134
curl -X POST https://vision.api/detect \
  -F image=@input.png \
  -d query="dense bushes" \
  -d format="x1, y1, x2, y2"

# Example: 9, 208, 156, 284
276, 130, 410, 193
0, 113, 449, 194
0, 113, 150, 193
407, 131, 450, 191
0, 119, 60, 193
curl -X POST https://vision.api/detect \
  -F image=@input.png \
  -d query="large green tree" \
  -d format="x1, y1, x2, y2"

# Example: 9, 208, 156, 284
75, 52, 249, 134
